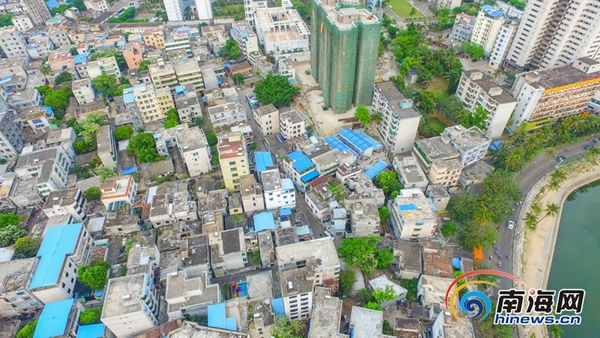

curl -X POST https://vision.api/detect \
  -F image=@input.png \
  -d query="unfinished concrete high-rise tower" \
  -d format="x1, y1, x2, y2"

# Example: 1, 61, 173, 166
311, 0, 381, 113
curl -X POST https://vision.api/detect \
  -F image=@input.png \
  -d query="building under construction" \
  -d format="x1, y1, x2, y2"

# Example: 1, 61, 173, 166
311, 0, 381, 113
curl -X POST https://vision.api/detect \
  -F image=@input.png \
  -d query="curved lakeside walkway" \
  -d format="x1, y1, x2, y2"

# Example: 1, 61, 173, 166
513, 161, 600, 338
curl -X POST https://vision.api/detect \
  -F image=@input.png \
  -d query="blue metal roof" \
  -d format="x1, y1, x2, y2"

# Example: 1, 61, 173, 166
489, 10, 504, 18
77, 324, 106, 338
287, 150, 314, 173
254, 152, 274, 173
365, 160, 389, 179
175, 85, 185, 94
280, 208, 292, 216
122, 167, 138, 175
324, 136, 358, 157
123, 93, 134, 104
74, 54, 89, 64
271, 298, 285, 316
281, 178, 294, 191
301, 169, 319, 183
355, 130, 383, 151
34, 299, 74, 338
208, 303, 237, 331
253, 212, 276, 232
338, 128, 373, 153
30, 223, 82, 290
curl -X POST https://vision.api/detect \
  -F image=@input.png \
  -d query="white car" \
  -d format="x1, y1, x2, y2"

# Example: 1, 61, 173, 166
507, 221, 514, 230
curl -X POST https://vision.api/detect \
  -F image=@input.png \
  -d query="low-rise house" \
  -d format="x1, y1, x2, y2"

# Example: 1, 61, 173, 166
388, 188, 438, 240
417, 275, 455, 308
45, 127, 77, 158
279, 108, 305, 140
100, 175, 139, 208
197, 189, 228, 216
42, 187, 87, 222
425, 185, 451, 212
72, 78, 95, 105
210, 228, 247, 278
422, 247, 454, 278
257, 230, 275, 267
310, 146, 356, 177
155, 124, 211, 177
345, 171, 385, 207
459, 161, 495, 191
29, 223, 93, 304
261, 168, 296, 210
208, 102, 246, 128
253, 104, 280, 136
14, 146, 73, 197
443, 125, 491, 167
25, 107, 54, 134
345, 198, 379, 237
0, 258, 43, 317
142, 158, 175, 185
165, 271, 220, 320
413, 136, 463, 190
240, 175, 265, 214
127, 244, 161, 275
174, 84, 201, 122
391, 240, 422, 279
104, 208, 143, 236
148, 181, 198, 227
393, 155, 428, 190
181, 235, 210, 277
281, 150, 319, 192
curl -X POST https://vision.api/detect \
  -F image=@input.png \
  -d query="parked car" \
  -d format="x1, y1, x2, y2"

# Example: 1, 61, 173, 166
556, 155, 566, 162
507, 221, 514, 230
472, 58, 478, 62
584, 144, 595, 150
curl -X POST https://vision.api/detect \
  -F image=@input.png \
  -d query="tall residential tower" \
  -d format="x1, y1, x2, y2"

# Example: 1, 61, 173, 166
311, 0, 381, 113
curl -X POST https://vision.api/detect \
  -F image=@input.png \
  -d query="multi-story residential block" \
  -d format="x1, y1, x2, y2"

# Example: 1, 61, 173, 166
311, 0, 380, 113
25, 106, 54, 134
210, 226, 248, 277
42, 188, 88, 222
279, 109, 305, 140
437, 0, 461, 9
372, 81, 421, 154
165, 270, 219, 321
470, 6, 505, 54
3, 87, 43, 111
47, 52, 77, 83
505, 0, 600, 70
26, 32, 54, 59
276, 238, 340, 320
47, 29, 72, 48
72, 78, 95, 105
97, 125, 118, 169
0, 258, 43, 317
261, 168, 296, 210
275, 56, 296, 79
488, 21, 518, 69
116, 87, 143, 129
149, 59, 178, 90
281, 150, 318, 192
143, 28, 166, 49
413, 137, 463, 190
443, 126, 491, 167
0, 26, 28, 59
12, 14, 34, 33
78, 56, 121, 80
101, 273, 159, 337
231, 22, 259, 60
451, 13, 475, 43
240, 174, 265, 213
511, 58, 600, 129
173, 58, 203, 90
100, 175, 139, 208
393, 155, 428, 190
149, 181, 198, 227
389, 188, 437, 240
310, 146, 356, 177
174, 84, 201, 122
208, 102, 246, 128
156, 86, 175, 113
15, 146, 73, 196
155, 125, 211, 177
218, 132, 249, 191
456, 70, 517, 139
0, 111, 25, 161
132, 83, 170, 123
29, 223, 93, 304
195, 0, 213, 20
21, 0, 51, 25
165, 32, 192, 57
84, 0, 109, 11
123, 42, 144, 69
164, 0, 185, 21
253, 104, 280, 135
346, 198, 379, 237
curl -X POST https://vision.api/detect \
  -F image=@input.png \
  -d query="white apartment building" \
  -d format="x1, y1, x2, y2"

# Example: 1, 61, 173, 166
0, 26, 28, 58
26, 32, 54, 59
156, 124, 211, 177
15, 146, 73, 196
488, 22, 518, 69
47, 29, 72, 48
97, 125, 118, 169
436, 0, 461, 9
279, 109, 305, 140
165, 271, 219, 321
240, 174, 265, 213
505, 0, 600, 69
29, 223, 93, 304
195, 0, 213, 20
78, 56, 121, 80
372, 81, 421, 154
261, 168, 296, 210
253, 104, 280, 135
12, 14, 34, 33
413, 137, 463, 190
164, 0, 184, 21
101, 273, 159, 337
389, 188, 437, 240
165, 33, 192, 58
443, 126, 491, 167
100, 175, 139, 208
456, 70, 517, 139
470, 7, 505, 54
42, 188, 87, 222
148, 59, 178, 89
393, 155, 428, 190
346, 198, 379, 237
0, 111, 26, 161
84, 0, 109, 11
72, 78, 95, 105
149, 181, 198, 226
173, 58, 203, 90
208, 102, 246, 128
231, 22, 259, 60
0, 258, 43, 317
21, 0, 51, 25
451, 13, 475, 43
174, 84, 201, 122
252, 1, 310, 58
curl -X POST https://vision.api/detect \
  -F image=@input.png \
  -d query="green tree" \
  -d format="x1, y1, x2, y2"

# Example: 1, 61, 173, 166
376, 247, 394, 269
539, 203, 560, 222
458, 221, 497, 251
338, 236, 381, 275
382, 320, 394, 335
271, 316, 304, 338
184, 5, 192, 20
372, 285, 397, 303
253, 74, 301, 107
441, 221, 457, 237
472, 302, 512, 338
218, 39, 242, 60
206, 130, 218, 146
164, 108, 180, 129
0, 224, 26, 247
378, 206, 389, 224
16, 319, 37, 338
400, 278, 419, 301
73, 0, 87, 11
364, 301, 383, 311
52, 4, 70, 15
138, 60, 152, 71
114, 125, 134, 141
354, 105, 371, 126
84, 187, 102, 201
107, 7, 137, 23
462, 42, 486, 58
44, 86, 73, 119
13, 236, 42, 257
0, 213, 19, 228
54, 71, 73, 85
232, 73, 244, 86
69, 47, 79, 55
251, 251, 261, 265
94, 165, 117, 182
375, 171, 403, 195
92, 74, 117, 97
338, 270, 356, 297
78, 113, 105, 143
548, 325, 564, 338
80, 307, 103, 325
0, 13, 13, 28
414, 90, 436, 114
78, 261, 109, 290
463, 106, 488, 130
127, 132, 163, 163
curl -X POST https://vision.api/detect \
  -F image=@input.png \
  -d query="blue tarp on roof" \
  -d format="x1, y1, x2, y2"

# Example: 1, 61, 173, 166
490, 141, 503, 151
34, 299, 74, 338
175, 85, 185, 94
255, 152, 274, 173
399, 204, 416, 211
356, 130, 383, 151
272, 298, 285, 316
280, 208, 292, 216
452, 257, 462, 270
30, 224, 82, 290
365, 160, 389, 179
77, 324, 106, 338
208, 303, 237, 331
301, 169, 319, 183
281, 178, 294, 191
338, 128, 373, 153
74, 54, 89, 64
45, 0, 60, 10
122, 167, 138, 175
217, 77, 222, 85
324, 136, 358, 157
489, 10, 504, 18
287, 150, 314, 172
253, 212, 276, 232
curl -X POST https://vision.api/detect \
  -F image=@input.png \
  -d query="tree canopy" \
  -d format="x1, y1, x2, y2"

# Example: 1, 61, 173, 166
354, 105, 370, 126
127, 132, 163, 163
84, 187, 102, 201
0, 213, 24, 247
218, 39, 242, 60
54, 71, 73, 85
16, 319, 37, 338
164, 108, 180, 129
375, 171, 403, 196
271, 316, 304, 338
91, 74, 117, 97
338, 236, 392, 275
0, 13, 12, 28
78, 260, 110, 290
80, 307, 103, 325
73, 0, 87, 11
43, 86, 73, 119
338, 270, 356, 297
13, 237, 42, 257
373, 285, 397, 303
253, 74, 301, 107
462, 42, 486, 59
114, 125, 134, 141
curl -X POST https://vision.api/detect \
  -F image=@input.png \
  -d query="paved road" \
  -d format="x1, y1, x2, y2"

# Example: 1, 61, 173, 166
491, 138, 594, 290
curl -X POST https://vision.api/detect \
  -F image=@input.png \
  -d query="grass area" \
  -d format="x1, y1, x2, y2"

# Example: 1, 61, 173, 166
428, 76, 449, 95
387, 0, 423, 18
231, 214, 247, 222
327, 182, 348, 202
420, 117, 448, 137
213, 4, 244, 20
